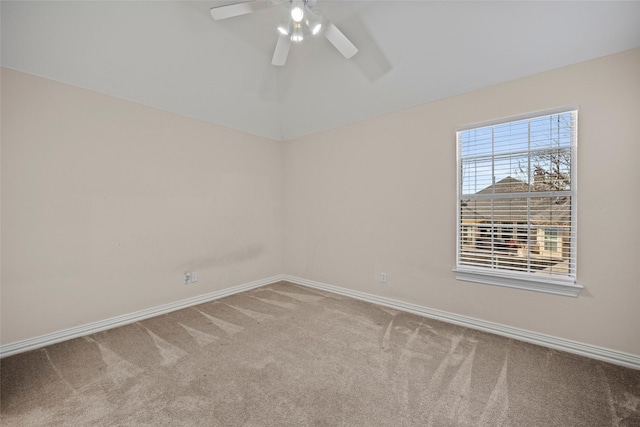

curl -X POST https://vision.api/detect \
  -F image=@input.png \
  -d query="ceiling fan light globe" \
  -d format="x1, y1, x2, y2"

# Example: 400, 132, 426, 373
277, 25, 289, 36
291, 6, 304, 23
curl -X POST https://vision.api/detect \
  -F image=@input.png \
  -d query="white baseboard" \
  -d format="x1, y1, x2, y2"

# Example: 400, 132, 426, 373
283, 275, 640, 370
3, 274, 639, 370
0, 275, 284, 359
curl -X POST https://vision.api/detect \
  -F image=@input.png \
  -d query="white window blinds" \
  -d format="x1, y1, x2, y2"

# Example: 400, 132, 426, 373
454, 110, 581, 296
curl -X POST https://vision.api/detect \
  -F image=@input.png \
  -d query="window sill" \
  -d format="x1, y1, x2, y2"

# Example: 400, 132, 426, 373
453, 268, 583, 297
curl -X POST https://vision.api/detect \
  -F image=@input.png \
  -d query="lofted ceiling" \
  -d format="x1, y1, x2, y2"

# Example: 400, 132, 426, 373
2, 1, 640, 141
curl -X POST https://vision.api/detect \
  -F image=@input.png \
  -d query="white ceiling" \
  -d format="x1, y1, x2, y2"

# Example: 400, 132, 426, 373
2, 1, 640, 141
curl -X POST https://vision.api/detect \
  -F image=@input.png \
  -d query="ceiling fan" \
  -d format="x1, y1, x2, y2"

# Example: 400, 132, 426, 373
210, 0, 358, 66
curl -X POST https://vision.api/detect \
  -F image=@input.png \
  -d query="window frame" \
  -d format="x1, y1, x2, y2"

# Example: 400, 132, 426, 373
453, 108, 582, 297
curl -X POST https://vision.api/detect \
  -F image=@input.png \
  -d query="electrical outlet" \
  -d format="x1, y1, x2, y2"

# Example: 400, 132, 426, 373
184, 272, 191, 285
191, 271, 198, 283
380, 272, 388, 283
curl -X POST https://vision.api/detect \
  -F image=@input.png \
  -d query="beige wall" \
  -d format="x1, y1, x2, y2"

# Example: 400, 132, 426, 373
1, 68, 283, 344
283, 48, 640, 355
3, 49, 639, 356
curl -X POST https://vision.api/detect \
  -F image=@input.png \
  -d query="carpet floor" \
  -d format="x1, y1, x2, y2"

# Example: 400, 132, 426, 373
1, 281, 639, 426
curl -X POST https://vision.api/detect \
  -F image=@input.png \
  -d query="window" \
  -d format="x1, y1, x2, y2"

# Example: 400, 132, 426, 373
454, 109, 582, 297
543, 228, 559, 253
461, 225, 474, 247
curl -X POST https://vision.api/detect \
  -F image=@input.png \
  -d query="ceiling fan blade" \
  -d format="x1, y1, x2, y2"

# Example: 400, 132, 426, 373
323, 21, 358, 59
210, 1, 274, 20
272, 34, 291, 66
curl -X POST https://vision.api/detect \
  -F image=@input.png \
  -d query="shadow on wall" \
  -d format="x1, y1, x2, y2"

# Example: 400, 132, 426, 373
186, 245, 265, 270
